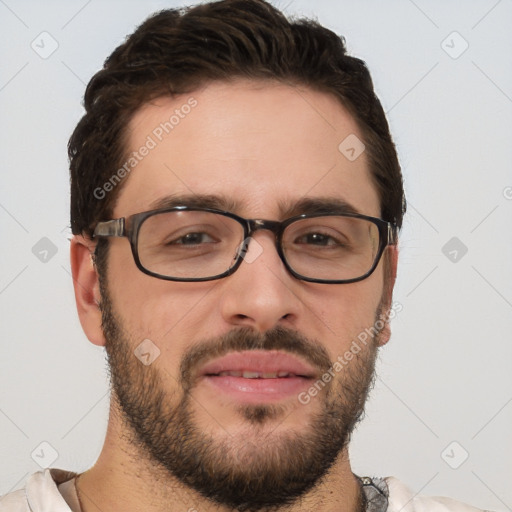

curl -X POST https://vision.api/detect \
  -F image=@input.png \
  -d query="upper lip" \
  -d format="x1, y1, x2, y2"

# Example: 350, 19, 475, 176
198, 350, 317, 378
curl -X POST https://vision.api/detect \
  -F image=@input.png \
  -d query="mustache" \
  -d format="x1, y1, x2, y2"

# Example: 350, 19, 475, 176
179, 326, 333, 390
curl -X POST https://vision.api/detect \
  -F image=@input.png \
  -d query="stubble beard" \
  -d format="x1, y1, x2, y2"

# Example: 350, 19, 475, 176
99, 279, 380, 512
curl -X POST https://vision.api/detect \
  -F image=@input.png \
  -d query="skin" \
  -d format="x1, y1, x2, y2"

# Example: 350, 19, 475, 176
71, 79, 398, 512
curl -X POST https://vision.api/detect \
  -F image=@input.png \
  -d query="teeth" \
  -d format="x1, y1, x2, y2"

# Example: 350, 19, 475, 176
215, 371, 295, 378
218, 370, 242, 377
242, 371, 260, 379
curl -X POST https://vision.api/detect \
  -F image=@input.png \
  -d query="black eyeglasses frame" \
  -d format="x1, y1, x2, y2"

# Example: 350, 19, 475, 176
92, 206, 398, 284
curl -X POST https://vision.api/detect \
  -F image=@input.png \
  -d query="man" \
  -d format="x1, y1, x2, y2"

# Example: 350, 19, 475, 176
0, 1, 488, 511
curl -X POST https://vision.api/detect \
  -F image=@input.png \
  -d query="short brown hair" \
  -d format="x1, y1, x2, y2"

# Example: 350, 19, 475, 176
69, 0, 406, 239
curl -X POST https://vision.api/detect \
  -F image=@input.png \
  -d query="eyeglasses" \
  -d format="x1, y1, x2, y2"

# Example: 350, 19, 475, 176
93, 206, 398, 284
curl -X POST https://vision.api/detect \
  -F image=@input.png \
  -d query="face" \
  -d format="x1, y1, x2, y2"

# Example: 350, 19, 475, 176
97, 80, 392, 510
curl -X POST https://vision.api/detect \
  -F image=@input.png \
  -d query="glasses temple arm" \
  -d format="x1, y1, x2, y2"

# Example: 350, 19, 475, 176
93, 218, 126, 238
387, 223, 398, 245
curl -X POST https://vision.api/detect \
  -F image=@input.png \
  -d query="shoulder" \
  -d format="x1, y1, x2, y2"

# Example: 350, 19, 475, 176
384, 477, 488, 512
0, 469, 75, 512
0, 489, 28, 512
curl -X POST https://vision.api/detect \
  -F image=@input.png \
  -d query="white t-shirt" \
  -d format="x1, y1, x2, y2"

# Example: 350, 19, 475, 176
0, 468, 487, 512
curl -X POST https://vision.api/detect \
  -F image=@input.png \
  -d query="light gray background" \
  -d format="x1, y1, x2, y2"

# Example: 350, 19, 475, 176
1, 0, 511, 509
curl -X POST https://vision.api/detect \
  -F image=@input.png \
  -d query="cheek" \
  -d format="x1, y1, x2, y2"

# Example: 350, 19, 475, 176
111, 280, 206, 335
107, 252, 217, 357
308, 273, 385, 354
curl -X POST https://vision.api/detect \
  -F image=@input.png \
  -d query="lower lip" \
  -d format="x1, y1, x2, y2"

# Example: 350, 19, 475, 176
201, 375, 312, 403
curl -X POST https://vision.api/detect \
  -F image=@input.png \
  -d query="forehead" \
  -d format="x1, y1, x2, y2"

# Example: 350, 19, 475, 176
115, 80, 380, 219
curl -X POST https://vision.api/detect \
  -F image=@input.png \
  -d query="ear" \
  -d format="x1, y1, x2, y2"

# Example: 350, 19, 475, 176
377, 245, 399, 347
70, 235, 106, 347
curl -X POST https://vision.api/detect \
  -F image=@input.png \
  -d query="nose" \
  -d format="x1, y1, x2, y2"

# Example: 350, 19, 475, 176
218, 233, 303, 332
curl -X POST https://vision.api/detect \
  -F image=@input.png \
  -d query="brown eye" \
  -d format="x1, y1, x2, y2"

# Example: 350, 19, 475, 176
170, 232, 216, 245
295, 233, 338, 246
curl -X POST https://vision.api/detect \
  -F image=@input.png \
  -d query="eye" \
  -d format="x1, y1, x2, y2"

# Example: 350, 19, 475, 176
170, 232, 216, 245
295, 232, 342, 247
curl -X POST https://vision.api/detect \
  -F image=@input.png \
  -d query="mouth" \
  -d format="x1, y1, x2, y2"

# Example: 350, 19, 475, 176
197, 350, 317, 403
213, 370, 306, 378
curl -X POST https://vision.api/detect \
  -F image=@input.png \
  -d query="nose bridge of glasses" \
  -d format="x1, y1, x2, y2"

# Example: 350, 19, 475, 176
247, 218, 283, 237
236, 218, 284, 263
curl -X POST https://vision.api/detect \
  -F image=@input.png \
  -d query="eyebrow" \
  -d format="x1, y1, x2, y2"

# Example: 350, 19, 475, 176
148, 194, 241, 212
278, 197, 361, 218
147, 194, 362, 219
